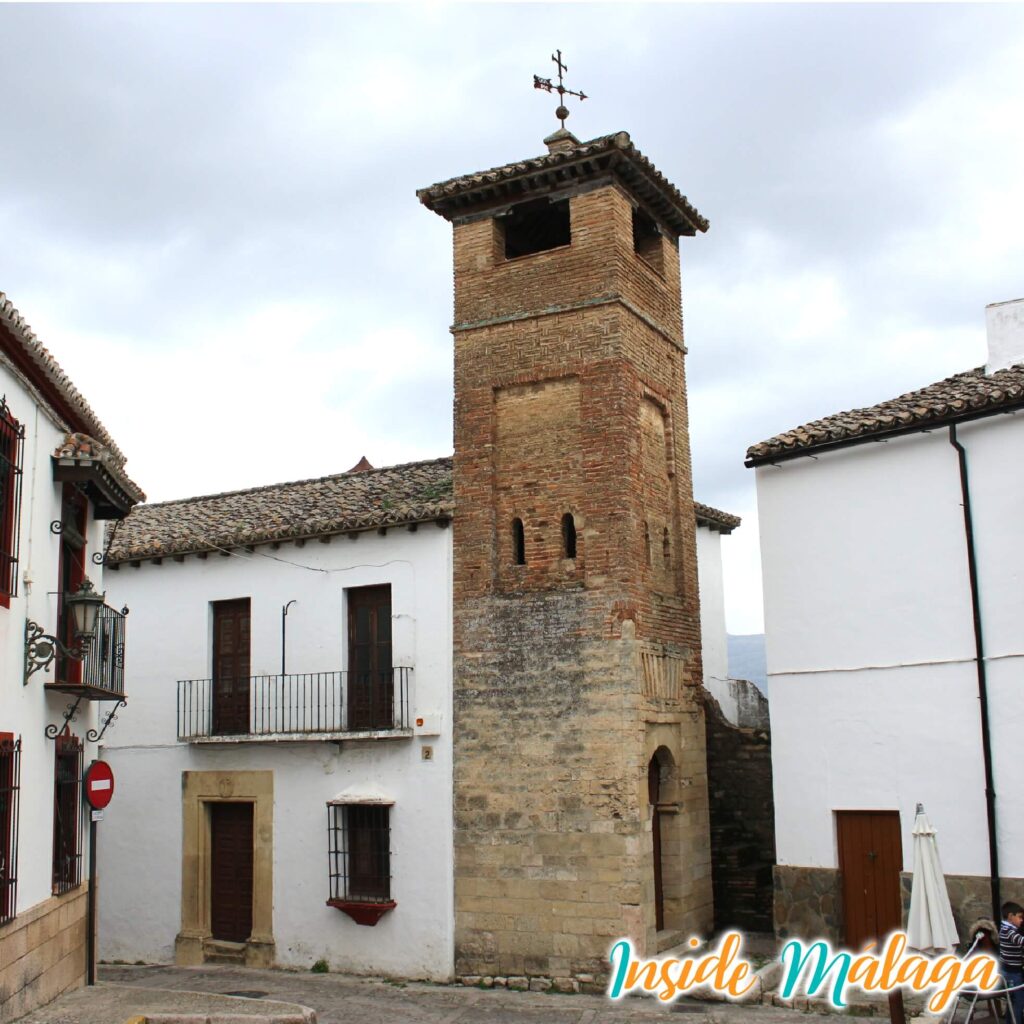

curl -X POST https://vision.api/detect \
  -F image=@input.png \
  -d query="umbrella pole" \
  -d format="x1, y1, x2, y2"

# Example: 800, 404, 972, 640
888, 988, 906, 1024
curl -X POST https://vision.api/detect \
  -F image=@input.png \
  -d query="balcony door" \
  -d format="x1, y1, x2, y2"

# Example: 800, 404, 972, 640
212, 599, 250, 736
347, 586, 392, 730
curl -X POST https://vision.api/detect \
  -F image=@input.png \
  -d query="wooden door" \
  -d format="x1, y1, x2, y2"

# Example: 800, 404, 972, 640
648, 756, 665, 931
347, 586, 393, 730
837, 810, 903, 949
210, 802, 253, 943
212, 599, 250, 735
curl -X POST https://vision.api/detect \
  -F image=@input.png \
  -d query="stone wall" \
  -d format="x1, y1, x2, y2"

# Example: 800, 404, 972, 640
704, 692, 775, 932
773, 865, 843, 942
0, 888, 88, 1024
776, 866, 1024, 947
900, 872, 1024, 943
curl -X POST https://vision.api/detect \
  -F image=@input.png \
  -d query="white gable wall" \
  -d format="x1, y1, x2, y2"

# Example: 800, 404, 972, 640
696, 524, 733, 717
758, 412, 1024, 877
98, 522, 454, 979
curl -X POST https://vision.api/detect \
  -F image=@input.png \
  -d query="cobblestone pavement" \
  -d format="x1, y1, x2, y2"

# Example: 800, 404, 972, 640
15, 964, 850, 1024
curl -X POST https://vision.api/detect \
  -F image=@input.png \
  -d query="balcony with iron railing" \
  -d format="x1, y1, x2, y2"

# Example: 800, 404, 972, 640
176, 668, 412, 742
38, 603, 128, 699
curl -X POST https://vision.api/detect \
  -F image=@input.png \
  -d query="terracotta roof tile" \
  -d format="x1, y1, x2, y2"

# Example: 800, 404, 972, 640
53, 432, 146, 505
417, 131, 708, 237
746, 364, 1024, 466
107, 457, 454, 563
694, 502, 741, 534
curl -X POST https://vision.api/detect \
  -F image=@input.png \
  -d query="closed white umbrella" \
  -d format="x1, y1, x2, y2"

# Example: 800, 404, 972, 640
906, 803, 960, 954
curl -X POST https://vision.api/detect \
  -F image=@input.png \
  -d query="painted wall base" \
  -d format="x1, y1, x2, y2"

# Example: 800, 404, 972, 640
0, 888, 88, 1024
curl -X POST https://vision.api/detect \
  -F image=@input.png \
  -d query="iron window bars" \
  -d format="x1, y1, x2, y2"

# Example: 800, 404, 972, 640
52, 733, 83, 895
0, 735, 20, 924
327, 804, 395, 924
0, 397, 25, 605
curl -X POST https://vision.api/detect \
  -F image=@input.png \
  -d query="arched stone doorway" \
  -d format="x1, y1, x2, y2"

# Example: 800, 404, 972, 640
647, 746, 680, 935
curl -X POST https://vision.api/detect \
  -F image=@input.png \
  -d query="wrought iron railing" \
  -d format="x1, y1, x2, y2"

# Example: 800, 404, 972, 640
81, 605, 127, 695
176, 669, 412, 740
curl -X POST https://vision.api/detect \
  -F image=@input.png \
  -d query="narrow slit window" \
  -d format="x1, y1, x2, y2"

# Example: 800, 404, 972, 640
502, 199, 570, 259
561, 513, 577, 559
643, 522, 651, 566
632, 207, 664, 274
662, 527, 672, 568
512, 518, 526, 565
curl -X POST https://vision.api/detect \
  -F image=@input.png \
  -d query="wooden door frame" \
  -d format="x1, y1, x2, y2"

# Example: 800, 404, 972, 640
836, 809, 903, 949
176, 771, 275, 968
211, 598, 251, 735
209, 801, 255, 943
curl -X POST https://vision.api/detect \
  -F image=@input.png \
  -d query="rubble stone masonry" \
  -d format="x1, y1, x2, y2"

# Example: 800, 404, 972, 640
447, 175, 713, 982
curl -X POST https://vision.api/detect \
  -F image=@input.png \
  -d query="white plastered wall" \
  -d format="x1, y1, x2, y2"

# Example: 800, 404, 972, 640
696, 524, 734, 720
1, 359, 107, 919
98, 522, 455, 979
757, 414, 1024, 878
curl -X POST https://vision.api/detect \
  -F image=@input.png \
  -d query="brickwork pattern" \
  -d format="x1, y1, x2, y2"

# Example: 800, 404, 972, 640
0, 888, 88, 1024
450, 179, 712, 982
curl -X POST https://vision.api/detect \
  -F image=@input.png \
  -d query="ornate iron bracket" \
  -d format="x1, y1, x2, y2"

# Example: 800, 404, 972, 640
86, 699, 127, 743
93, 519, 123, 566
25, 620, 88, 685
45, 696, 86, 740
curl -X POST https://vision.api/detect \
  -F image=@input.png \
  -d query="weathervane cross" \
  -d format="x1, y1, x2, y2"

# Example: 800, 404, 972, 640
533, 49, 587, 129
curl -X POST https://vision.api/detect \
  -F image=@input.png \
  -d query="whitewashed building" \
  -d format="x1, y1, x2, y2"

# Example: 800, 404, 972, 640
748, 298, 1024, 947
97, 457, 736, 979
0, 293, 144, 1023
98, 457, 456, 979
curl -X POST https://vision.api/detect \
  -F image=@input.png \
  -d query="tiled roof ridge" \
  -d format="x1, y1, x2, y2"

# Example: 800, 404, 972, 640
417, 131, 708, 234
746, 362, 1024, 464
137, 455, 455, 512
694, 501, 741, 532
0, 291, 127, 464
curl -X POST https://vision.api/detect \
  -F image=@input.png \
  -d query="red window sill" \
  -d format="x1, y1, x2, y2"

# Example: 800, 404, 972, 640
326, 899, 396, 926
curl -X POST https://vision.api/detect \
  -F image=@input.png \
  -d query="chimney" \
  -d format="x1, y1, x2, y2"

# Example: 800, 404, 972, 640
985, 298, 1024, 374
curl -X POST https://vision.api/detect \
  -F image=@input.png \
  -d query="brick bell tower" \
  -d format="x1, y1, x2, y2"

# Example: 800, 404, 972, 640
418, 127, 713, 984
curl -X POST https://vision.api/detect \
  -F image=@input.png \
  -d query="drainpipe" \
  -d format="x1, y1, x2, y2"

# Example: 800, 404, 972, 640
948, 424, 1000, 920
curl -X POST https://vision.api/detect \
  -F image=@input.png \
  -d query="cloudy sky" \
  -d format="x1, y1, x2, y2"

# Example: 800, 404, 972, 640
2, 3, 1022, 633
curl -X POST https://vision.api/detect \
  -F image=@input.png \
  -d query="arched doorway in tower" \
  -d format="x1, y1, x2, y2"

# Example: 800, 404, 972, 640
648, 751, 667, 931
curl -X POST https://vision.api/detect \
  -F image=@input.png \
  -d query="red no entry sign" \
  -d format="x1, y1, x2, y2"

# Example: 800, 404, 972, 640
83, 760, 115, 810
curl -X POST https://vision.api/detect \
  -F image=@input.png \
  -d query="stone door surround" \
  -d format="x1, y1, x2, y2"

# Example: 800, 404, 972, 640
175, 770, 275, 968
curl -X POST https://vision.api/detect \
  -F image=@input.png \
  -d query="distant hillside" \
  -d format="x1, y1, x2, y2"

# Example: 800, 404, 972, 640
727, 634, 766, 693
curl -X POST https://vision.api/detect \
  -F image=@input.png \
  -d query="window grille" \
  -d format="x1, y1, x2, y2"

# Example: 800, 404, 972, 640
0, 735, 21, 924
52, 733, 83, 895
327, 804, 391, 903
0, 398, 25, 605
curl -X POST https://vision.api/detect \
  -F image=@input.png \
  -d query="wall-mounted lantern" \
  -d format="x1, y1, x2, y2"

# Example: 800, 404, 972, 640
25, 577, 107, 683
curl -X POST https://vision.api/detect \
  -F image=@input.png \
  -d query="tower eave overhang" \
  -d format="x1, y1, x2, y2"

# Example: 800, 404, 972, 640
417, 131, 708, 237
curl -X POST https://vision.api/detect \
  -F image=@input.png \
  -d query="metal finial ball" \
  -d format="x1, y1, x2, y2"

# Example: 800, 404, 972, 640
556, 105, 570, 122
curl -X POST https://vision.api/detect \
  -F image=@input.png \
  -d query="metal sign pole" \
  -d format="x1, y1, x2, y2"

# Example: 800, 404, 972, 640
87, 812, 97, 985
